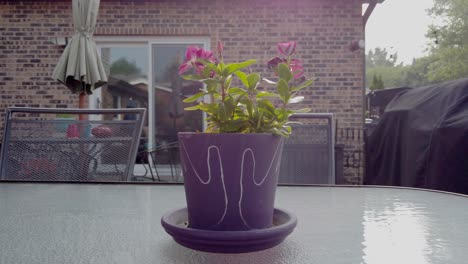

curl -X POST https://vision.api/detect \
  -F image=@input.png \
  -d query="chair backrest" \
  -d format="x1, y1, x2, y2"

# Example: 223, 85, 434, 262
0, 107, 146, 182
279, 113, 335, 184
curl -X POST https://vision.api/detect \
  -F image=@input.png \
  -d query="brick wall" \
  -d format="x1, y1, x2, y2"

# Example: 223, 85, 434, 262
0, 0, 365, 182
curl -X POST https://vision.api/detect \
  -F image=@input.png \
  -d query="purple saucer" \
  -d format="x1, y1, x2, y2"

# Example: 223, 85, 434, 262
161, 208, 297, 254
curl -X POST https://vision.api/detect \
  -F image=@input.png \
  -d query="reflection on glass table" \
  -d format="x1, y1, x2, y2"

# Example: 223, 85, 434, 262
0, 184, 467, 264
135, 141, 182, 182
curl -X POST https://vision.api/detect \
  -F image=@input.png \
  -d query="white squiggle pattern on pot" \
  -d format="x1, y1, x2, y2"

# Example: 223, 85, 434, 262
239, 142, 283, 228
180, 142, 228, 226
182, 140, 282, 228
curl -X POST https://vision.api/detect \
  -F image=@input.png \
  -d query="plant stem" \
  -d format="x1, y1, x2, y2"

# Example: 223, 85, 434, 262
220, 77, 226, 102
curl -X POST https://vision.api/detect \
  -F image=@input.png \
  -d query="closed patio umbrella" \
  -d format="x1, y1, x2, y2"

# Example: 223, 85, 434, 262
52, 0, 107, 109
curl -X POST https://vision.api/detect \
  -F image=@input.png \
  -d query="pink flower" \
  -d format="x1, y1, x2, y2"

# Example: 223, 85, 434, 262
277, 41, 297, 57
196, 49, 214, 61
217, 40, 224, 55
290, 59, 304, 79
178, 46, 199, 75
267, 57, 304, 79
178, 46, 215, 75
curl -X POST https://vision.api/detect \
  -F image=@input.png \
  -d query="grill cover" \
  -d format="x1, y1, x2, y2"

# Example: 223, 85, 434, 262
365, 77, 468, 194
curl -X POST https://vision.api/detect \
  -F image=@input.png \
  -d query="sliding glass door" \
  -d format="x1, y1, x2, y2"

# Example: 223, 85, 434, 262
151, 43, 204, 148
93, 38, 209, 178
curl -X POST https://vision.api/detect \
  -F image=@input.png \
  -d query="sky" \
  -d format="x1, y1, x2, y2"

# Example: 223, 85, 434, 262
365, 0, 435, 65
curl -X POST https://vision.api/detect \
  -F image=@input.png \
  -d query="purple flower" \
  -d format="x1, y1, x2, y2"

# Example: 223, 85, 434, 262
277, 41, 297, 57
267, 57, 286, 70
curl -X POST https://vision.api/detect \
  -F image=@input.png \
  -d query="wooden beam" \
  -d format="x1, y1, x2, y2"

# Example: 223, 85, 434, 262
363, 0, 378, 27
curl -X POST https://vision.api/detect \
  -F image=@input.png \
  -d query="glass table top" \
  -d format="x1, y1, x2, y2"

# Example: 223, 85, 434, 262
0, 183, 466, 264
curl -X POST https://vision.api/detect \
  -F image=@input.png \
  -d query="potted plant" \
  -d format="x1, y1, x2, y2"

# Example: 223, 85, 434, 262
177, 41, 314, 231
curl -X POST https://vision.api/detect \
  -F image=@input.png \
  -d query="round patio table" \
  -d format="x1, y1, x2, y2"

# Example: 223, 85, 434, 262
0, 183, 467, 264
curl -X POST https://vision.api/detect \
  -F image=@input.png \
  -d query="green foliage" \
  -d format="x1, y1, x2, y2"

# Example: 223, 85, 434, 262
180, 44, 314, 137
369, 74, 384, 90
427, 47, 468, 82
366, 0, 468, 88
403, 56, 438, 87
366, 47, 398, 68
425, 0, 468, 82
367, 65, 405, 88
366, 48, 407, 88
110, 58, 142, 76
366, 49, 436, 89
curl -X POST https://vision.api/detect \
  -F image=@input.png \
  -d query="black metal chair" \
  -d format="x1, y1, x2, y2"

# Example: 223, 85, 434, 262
136, 141, 181, 182
279, 113, 335, 184
0, 107, 146, 182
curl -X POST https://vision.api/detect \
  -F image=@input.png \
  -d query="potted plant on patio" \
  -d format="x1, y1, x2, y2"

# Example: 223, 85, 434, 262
175, 41, 314, 233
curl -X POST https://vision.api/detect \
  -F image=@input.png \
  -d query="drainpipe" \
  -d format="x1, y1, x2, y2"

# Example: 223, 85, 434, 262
361, 0, 383, 183
362, 0, 383, 118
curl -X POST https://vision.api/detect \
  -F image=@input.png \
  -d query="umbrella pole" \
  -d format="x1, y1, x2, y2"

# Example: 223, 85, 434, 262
78, 92, 88, 180
79, 93, 86, 119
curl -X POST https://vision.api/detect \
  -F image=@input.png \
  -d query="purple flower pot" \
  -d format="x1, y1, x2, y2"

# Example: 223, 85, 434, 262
178, 132, 284, 231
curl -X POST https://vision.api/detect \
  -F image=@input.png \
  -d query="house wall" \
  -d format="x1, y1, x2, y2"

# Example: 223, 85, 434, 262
0, 0, 365, 183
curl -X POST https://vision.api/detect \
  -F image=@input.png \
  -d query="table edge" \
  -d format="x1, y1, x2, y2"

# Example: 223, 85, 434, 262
0, 180, 467, 198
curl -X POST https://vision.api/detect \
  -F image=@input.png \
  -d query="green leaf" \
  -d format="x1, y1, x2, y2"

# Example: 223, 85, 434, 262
257, 100, 276, 114
278, 63, 293, 83
275, 108, 293, 121
235, 71, 249, 88
277, 79, 290, 103
181, 74, 203, 81
240, 97, 253, 116
256, 91, 278, 98
217, 103, 228, 121
228, 87, 247, 95
292, 79, 314, 91
204, 79, 220, 93
247, 73, 261, 90
222, 120, 245, 132
288, 96, 304, 104
224, 75, 233, 90
226, 60, 256, 74
184, 105, 201, 111
183, 92, 206, 103
217, 62, 226, 74
199, 103, 218, 114
256, 111, 264, 129
224, 97, 236, 118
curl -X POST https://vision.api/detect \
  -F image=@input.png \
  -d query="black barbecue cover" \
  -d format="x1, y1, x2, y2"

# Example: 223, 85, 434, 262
365, 77, 468, 194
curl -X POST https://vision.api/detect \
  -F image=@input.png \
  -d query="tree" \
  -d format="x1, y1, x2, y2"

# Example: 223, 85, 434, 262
366, 47, 398, 68
377, 75, 385, 89
110, 58, 142, 76
369, 74, 384, 90
401, 56, 438, 87
366, 48, 407, 88
366, 48, 437, 88
426, 0, 468, 82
